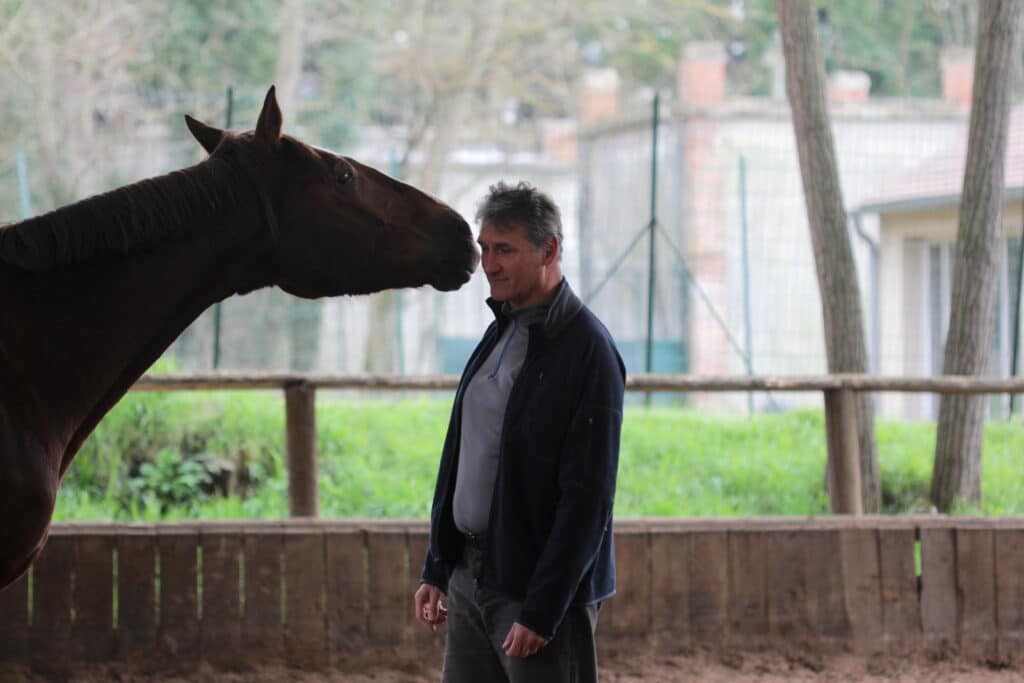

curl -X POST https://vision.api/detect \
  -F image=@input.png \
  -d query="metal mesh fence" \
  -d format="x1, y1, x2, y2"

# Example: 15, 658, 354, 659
4, 88, 1022, 423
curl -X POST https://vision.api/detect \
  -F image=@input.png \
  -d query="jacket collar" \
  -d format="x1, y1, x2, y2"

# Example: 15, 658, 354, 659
486, 278, 583, 339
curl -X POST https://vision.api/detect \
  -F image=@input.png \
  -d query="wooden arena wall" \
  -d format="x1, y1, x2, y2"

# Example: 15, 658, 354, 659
1, 517, 1022, 671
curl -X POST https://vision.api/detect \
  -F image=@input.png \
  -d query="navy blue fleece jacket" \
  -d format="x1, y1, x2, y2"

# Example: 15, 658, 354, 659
420, 280, 626, 639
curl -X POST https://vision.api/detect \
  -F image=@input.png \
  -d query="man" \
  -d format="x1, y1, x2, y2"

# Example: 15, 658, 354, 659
413, 181, 626, 682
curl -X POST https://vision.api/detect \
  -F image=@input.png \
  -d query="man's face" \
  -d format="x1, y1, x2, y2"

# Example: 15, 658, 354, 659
477, 221, 550, 309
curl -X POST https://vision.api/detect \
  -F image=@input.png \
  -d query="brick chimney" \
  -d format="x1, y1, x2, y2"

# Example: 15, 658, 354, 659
539, 118, 578, 164
828, 69, 871, 103
577, 68, 621, 126
677, 41, 727, 106
941, 47, 974, 108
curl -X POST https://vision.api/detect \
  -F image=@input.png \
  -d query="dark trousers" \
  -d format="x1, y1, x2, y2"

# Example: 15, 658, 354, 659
441, 543, 599, 683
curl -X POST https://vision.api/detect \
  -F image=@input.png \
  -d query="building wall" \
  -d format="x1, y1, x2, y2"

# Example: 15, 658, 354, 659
579, 102, 966, 414
877, 199, 1024, 420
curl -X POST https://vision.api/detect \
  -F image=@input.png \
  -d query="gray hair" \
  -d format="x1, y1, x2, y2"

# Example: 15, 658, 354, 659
474, 181, 562, 258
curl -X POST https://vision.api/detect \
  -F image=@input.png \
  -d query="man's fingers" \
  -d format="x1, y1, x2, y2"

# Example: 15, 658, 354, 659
502, 626, 519, 655
502, 624, 549, 658
414, 592, 428, 627
504, 625, 534, 658
414, 586, 446, 631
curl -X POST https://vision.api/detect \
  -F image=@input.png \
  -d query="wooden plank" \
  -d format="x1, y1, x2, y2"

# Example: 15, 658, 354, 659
406, 529, 443, 648
284, 528, 327, 669
803, 529, 848, 644
650, 530, 689, 650
727, 531, 767, 648
920, 527, 957, 645
285, 383, 319, 517
766, 530, 810, 642
0, 569, 29, 665
326, 528, 368, 656
878, 528, 920, 653
26, 519, 1024, 664
199, 529, 242, 667
995, 529, 1024, 662
157, 528, 199, 661
956, 528, 996, 659
839, 528, 882, 651
609, 530, 650, 636
30, 534, 75, 672
117, 529, 157, 659
71, 534, 115, 661
688, 532, 728, 644
367, 529, 407, 644
242, 526, 284, 663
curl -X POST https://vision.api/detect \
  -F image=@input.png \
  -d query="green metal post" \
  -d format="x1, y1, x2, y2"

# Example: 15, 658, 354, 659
739, 155, 754, 414
212, 87, 234, 369
645, 93, 660, 405
390, 148, 406, 375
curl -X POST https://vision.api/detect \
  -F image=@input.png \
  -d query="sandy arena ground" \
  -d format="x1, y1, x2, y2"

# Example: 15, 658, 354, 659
3, 649, 1020, 682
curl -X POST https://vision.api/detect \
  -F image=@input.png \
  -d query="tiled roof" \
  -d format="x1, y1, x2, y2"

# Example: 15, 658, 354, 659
858, 105, 1024, 213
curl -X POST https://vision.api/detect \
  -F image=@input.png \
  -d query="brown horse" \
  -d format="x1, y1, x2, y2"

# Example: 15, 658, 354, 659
0, 87, 478, 591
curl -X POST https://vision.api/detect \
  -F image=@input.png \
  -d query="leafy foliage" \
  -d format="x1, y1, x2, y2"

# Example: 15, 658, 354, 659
54, 394, 1024, 521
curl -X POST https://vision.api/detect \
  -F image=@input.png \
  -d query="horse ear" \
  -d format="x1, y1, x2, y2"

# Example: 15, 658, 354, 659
256, 85, 283, 148
185, 115, 224, 154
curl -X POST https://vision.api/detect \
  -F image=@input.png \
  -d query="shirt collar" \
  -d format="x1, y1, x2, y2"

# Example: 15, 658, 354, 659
487, 278, 583, 338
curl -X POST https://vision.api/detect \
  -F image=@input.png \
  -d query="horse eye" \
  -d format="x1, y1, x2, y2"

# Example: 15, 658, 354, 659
337, 169, 354, 186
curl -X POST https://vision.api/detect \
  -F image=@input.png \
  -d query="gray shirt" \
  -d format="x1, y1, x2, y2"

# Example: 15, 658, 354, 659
453, 302, 550, 535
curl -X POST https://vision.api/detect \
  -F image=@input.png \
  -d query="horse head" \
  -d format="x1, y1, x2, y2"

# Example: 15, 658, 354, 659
184, 86, 478, 297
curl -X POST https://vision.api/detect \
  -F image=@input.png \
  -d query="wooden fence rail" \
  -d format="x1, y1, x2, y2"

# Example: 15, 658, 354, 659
3, 518, 1024, 673
127, 372, 1024, 517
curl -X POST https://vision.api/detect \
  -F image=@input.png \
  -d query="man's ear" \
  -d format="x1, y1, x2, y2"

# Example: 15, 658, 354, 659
542, 236, 560, 265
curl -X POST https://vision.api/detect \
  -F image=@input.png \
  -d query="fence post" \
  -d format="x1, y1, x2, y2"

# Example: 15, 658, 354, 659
285, 381, 318, 517
824, 387, 862, 514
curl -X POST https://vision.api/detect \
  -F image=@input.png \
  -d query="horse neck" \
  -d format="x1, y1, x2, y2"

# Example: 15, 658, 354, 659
0, 169, 276, 469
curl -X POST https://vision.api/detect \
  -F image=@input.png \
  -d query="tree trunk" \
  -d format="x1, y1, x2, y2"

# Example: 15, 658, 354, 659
28, 5, 67, 209
931, 0, 1022, 512
364, 0, 505, 375
364, 292, 400, 373
776, 0, 880, 512
274, 0, 322, 371
274, 0, 305, 122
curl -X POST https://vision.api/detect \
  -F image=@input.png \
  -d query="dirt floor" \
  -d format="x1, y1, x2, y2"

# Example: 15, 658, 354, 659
2, 649, 1020, 683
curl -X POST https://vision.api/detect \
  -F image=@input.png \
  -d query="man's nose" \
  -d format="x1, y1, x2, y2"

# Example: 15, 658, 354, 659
482, 254, 499, 274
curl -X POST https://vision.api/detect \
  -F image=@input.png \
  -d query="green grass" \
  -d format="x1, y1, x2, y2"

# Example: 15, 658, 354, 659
52, 393, 1024, 521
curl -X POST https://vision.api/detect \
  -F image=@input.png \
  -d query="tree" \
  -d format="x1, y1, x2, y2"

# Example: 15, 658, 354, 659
775, 0, 880, 512
273, 0, 323, 371
0, 2, 160, 210
931, 0, 1022, 512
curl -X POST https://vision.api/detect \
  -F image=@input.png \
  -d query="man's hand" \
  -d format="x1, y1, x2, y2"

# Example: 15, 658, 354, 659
502, 622, 549, 658
414, 583, 447, 631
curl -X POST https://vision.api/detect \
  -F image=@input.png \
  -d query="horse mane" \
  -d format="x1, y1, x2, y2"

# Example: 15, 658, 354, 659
0, 157, 247, 272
